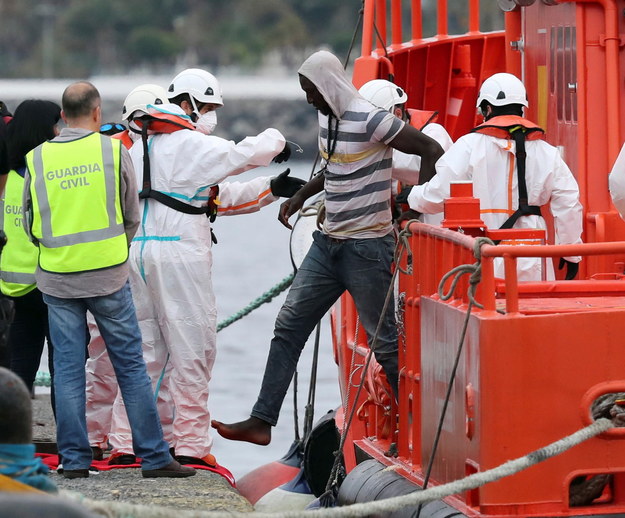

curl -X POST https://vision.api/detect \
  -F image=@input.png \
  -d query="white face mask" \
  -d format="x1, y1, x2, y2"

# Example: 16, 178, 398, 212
195, 110, 217, 135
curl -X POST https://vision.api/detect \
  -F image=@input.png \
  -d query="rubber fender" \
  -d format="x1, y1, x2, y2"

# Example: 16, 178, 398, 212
237, 440, 303, 505
337, 459, 466, 518
254, 469, 316, 512
303, 409, 342, 497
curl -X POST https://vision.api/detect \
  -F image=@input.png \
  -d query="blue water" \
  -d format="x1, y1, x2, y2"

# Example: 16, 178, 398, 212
208, 160, 340, 479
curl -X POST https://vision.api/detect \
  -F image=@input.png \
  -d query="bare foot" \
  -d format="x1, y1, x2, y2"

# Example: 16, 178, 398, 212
211, 416, 272, 445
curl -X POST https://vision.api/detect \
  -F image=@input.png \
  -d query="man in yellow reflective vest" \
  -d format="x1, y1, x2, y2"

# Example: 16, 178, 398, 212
22, 81, 195, 479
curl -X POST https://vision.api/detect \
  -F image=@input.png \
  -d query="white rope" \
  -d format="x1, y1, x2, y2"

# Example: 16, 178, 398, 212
60, 417, 613, 518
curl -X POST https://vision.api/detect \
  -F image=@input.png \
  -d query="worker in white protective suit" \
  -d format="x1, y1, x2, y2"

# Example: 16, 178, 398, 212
405, 73, 583, 281
86, 85, 177, 462
106, 70, 303, 468
358, 79, 453, 225
608, 144, 625, 220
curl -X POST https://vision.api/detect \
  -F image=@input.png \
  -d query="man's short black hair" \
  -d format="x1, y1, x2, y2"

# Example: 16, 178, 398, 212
480, 100, 524, 120
169, 92, 194, 108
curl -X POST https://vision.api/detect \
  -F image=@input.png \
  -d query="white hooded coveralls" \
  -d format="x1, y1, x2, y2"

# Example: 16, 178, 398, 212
407, 129, 583, 280
107, 105, 286, 459
609, 142, 625, 219
392, 122, 453, 226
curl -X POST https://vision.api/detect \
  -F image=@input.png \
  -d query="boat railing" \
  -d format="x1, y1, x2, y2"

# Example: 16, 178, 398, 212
378, 222, 625, 468
335, 222, 625, 467
361, 0, 484, 59
354, 0, 505, 140
398, 221, 625, 314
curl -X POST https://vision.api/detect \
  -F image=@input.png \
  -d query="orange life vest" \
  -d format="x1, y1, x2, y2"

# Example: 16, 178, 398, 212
471, 115, 545, 141
136, 110, 219, 225
407, 108, 439, 131
111, 130, 133, 150
133, 111, 195, 134
471, 115, 545, 235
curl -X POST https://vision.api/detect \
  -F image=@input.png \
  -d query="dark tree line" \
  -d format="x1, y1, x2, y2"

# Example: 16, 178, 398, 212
0, 0, 502, 78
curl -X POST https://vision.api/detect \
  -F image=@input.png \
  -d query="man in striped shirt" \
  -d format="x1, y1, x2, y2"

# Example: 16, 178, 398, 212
212, 50, 443, 445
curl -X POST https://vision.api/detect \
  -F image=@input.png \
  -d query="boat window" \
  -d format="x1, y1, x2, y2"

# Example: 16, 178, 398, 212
550, 25, 577, 124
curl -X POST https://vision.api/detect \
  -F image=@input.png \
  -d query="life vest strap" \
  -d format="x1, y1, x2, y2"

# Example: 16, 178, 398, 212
137, 117, 219, 222
472, 118, 545, 242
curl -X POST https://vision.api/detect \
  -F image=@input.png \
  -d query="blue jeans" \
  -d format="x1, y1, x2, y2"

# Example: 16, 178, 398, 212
252, 231, 399, 426
44, 282, 171, 471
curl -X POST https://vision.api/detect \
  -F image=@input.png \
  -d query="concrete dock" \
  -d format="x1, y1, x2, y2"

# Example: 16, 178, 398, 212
31, 394, 253, 515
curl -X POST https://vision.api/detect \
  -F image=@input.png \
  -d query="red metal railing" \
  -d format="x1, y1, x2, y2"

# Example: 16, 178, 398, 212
362, 0, 484, 56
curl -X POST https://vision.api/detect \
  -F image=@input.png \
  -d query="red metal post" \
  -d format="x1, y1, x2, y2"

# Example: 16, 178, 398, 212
503, 254, 520, 313
469, 0, 480, 33
362, 0, 375, 57
391, 0, 403, 49
437, 0, 448, 36
504, 10, 522, 78
560, 0, 620, 165
411, 0, 422, 41
375, 0, 387, 53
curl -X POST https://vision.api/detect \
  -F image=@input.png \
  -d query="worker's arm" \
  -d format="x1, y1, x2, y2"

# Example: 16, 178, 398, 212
388, 124, 444, 184
278, 173, 325, 229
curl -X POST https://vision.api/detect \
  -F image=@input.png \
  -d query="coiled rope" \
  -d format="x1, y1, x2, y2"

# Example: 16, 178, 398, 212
59, 417, 614, 518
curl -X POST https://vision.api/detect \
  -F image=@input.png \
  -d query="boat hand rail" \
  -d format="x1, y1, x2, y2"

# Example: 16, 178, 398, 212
406, 221, 625, 259
402, 222, 625, 313
362, 0, 484, 57
481, 240, 625, 258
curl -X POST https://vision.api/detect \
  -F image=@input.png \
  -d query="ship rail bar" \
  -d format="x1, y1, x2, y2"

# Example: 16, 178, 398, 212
403, 221, 625, 313
361, 0, 483, 57
59, 417, 615, 517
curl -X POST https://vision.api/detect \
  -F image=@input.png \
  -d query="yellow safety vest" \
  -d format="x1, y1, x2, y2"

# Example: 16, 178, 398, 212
26, 133, 128, 273
0, 170, 37, 296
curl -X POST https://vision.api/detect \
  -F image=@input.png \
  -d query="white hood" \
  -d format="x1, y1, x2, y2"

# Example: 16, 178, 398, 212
298, 50, 360, 119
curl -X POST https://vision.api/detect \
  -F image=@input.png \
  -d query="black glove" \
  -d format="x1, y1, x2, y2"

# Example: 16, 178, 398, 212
558, 258, 579, 280
395, 185, 414, 205
396, 209, 422, 225
270, 168, 306, 198
273, 142, 291, 163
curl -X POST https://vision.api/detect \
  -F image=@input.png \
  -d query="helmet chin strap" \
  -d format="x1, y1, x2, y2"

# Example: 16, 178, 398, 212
188, 97, 201, 123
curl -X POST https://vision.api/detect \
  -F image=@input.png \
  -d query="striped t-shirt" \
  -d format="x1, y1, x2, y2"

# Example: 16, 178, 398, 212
320, 97, 404, 239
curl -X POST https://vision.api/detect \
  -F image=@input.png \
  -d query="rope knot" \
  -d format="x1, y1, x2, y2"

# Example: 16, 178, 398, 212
437, 236, 493, 308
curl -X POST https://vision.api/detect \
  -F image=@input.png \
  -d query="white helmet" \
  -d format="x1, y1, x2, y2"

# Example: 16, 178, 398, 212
122, 84, 169, 121
476, 73, 528, 109
358, 79, 408, 112
167, 68, 223, 107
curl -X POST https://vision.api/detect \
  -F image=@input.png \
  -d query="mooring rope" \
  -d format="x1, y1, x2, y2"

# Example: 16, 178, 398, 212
59, 417, 613, 518
216, 273, 295, 332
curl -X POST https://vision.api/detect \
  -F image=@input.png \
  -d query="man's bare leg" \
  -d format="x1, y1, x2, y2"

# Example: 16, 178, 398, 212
211, 416, 271, 446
